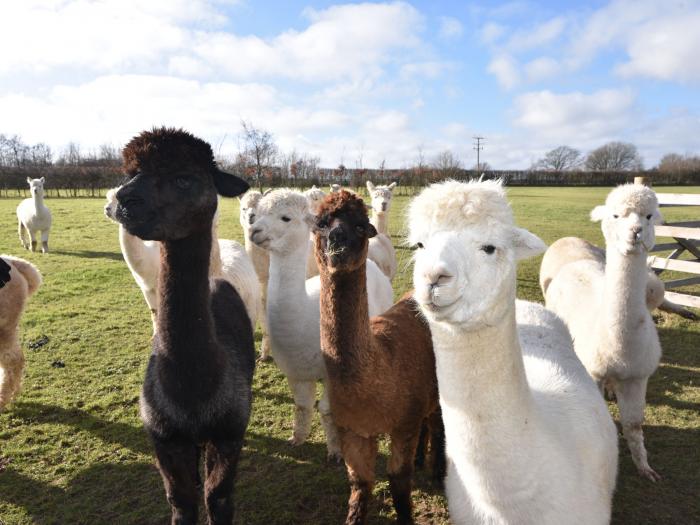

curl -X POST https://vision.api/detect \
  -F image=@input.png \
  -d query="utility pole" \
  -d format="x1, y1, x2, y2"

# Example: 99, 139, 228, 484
473, 136, 485, 173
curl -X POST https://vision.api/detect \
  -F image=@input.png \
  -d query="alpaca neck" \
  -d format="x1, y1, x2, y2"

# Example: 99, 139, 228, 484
267, 237, 309, 310
32, 191, 45, 211
603, 245, 649, 341
156, 229, 215, 356
371, 211, 389, 235
318, 259, 371, 381
431, 303, 536, 476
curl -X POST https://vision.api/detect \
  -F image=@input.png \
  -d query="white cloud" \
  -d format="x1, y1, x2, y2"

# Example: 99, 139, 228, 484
487, 54, 519, 90
480, 22, 506, 44
524, 57, 559, 82
506, 17, 566, 51
438, 16, 463, 39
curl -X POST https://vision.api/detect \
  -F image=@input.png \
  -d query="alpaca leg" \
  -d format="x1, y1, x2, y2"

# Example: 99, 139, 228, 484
29, 230, 37, 252
318, 383, 342, 461
428, 408, 446, 487
18, 220, 28, 249
615, 378, 660, 481
413, 420, 428, 469
41, 230, 49, 253
203, 438, 243, 525
341, 430, 377, 525
257, 286, 271, 362
388, 431, 420, 525
152, 437, 200, 524
287, 379, 316, 446
0, 347, 26, 410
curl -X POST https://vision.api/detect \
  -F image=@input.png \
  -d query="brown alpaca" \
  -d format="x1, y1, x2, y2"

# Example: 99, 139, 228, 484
115, 128, 255, 525
314, 190, 444, 525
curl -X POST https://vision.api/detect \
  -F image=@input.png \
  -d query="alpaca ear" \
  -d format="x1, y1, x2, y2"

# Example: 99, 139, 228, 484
367, 223, 377, 238
40, 177, 45, 184
366, 181, 375, 192
388, 182, 397, 190
512, 227, 546, 260
312, 185, 318, 190
27, 177, 32, 184
590, 205, 608, 222
213, 169, 249, 198
262, 188, 273, 196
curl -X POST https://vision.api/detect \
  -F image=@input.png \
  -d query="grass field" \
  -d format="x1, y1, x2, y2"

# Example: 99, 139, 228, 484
0, 186, 699, 525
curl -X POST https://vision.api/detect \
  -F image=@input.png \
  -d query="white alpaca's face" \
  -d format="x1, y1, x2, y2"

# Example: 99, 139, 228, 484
104, 187, 120, 222
249, 195, 313, 255
239, 192, 262, 231
27, 177, 45, 197
591, 187, 661, 256
367, 182, 396, 214
412, 224, 545, 330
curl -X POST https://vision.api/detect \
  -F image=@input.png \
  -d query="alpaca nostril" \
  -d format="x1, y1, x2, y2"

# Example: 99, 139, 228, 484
426, 271, 453, 289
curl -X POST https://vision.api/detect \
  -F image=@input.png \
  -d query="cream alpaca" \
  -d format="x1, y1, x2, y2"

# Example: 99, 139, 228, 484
17, 177, 52, 253
542, 184, 663, 481
0, 256, 42, 409
409, 179, 618, 525
105, 188, 259, 333
365, 181, 398, 280
249, 189, 393, 458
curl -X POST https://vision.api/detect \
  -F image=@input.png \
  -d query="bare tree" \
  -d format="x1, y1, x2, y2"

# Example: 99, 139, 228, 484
585, 141, 643, 171
470, 161, 492, 172
532, 146, 582, 171
432, 149, 462, 178
240, 120, 278, 191
58, 142, 82, 166
658, 153, 700, 174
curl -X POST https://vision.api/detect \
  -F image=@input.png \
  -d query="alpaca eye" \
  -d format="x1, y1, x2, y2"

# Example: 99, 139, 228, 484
646, 214, 652, 220
281, 216, 291, 222
175, 177, 191, 189
415, 242, 424, 249
481, 245, 496, 254
613, 214, 619, 219
355, 225, 365, 234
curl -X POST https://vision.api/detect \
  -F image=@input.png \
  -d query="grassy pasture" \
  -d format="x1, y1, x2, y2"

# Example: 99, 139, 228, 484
0, 186, 698, 524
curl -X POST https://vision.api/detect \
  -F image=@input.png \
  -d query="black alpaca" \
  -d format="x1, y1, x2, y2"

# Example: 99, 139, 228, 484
115, 128, 255, 524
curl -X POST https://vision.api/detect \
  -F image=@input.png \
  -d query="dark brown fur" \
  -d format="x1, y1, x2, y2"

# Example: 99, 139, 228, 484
315, 190, 442, 525
115, 128, 254, 525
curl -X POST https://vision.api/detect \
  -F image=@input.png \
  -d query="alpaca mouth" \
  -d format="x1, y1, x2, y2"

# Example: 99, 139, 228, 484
251, 234, 271, 249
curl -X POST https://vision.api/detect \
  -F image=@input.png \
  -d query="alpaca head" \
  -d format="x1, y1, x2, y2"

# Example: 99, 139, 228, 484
314, 190, 377, 272
304, 185, 326, 215
0, 256, 41, 331
590, 184, 661, 256
115, 128, 248, 241
103, 186, 120, 222
249, 189, 314, 254
330, 184, 342, 193
239, 190, 263, 230
26, 177, 45, 198
408, 179, 545, 329
366, 181, 396, 214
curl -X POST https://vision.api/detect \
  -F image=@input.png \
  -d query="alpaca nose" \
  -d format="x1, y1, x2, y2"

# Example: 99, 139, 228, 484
329, 227, 346, 244
424, 267, 453, 289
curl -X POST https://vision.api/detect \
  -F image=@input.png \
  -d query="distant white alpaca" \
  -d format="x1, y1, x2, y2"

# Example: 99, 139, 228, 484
542, 184, 663, 481
329, 183, 342, 193
409, 179, 617, 524
105, 188, 259, 333
365, 181, 398, 280
303, 185, 326, 215
239, 190, 272, 361
17, 177, 52, 253
249, 189, 393, 458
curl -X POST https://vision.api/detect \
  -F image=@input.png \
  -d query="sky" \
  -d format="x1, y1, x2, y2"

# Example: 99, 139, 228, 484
2, 0, 699, 169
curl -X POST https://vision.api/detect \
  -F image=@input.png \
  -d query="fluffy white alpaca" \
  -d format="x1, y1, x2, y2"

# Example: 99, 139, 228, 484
542, 184, 663, 481
105, 188, 259, 332
302, 186, 326, 278
17, 177, 52, 253
365, 181, 398, 281
239, 190, 273, 360
249, 189, 393, 458
0, 255, 42, 410
409, 180, 618, 525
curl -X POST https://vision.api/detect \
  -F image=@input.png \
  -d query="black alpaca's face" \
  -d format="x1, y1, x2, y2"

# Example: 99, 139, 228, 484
316, 210, 377, 271
115, 169, 218, 241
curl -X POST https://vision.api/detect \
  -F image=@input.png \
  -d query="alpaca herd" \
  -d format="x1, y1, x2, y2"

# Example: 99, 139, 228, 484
2, 126, 694, 524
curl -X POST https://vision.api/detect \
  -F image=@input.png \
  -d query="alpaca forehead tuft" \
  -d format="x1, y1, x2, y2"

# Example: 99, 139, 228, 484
257, 188, 309, 215
604, 184, 659, 215
318, 189, 369, 220
240, 190, 263, 208
371, 187, 394, 200
408, 179, 512, 241
122, 127, 217, 176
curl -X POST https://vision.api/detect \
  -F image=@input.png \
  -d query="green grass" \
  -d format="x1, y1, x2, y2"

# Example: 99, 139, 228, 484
0, 186, 699, 524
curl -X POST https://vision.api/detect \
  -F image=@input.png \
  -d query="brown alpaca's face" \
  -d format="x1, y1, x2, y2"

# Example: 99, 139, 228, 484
116, 168, 218, 241
315, 209, 377, 271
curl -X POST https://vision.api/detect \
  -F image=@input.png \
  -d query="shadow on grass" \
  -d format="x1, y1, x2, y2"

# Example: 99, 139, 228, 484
52, 249, 123, 261
8, 401, 151, 455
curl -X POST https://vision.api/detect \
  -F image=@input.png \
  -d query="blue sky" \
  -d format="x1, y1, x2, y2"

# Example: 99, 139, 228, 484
2, 0, 699, 169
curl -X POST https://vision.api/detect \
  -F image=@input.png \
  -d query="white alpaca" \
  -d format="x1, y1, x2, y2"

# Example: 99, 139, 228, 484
542, 184, 663, 481
329, 183, 342, 193
409, 179, 617, 525
249, 189, 393, 458
17, 177, 52, 253
303, 186, 326, 278
365, 181, 398, 281
105, 188, 259, 333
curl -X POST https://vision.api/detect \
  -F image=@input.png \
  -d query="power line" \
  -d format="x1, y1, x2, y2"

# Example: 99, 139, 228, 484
473, 136, 485, 173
